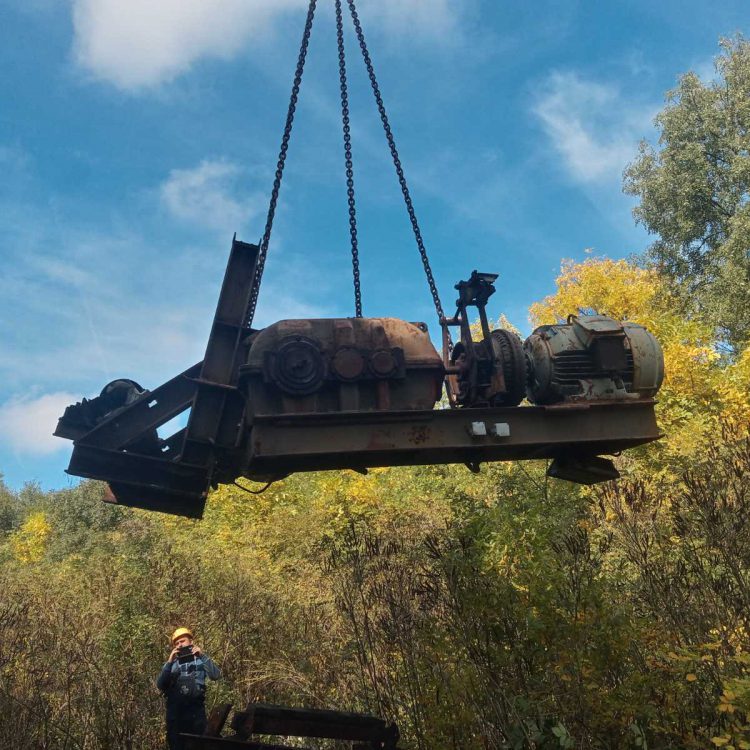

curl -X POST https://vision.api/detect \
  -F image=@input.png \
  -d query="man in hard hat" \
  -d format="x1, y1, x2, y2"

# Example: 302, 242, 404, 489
157, 627, 221, 750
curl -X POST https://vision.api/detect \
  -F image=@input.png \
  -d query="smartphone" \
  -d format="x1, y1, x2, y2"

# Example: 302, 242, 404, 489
176, 645, 194, 663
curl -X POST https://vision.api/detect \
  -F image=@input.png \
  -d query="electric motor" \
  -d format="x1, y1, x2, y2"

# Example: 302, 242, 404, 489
524, 315, 664, 405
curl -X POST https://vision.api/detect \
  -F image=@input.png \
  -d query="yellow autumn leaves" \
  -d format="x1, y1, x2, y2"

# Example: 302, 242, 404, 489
10, 511, 51, 563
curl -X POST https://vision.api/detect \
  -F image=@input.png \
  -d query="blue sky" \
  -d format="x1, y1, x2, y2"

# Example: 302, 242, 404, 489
0, 0, 747, 490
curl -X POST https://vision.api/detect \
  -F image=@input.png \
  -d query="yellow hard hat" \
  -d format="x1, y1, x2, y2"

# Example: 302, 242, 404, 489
171, 627, 193, 645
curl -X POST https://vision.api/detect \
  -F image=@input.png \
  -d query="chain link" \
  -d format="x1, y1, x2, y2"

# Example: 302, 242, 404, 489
335, 0, 362, 317
345, 0, 447, 326
245, 0, 318, 328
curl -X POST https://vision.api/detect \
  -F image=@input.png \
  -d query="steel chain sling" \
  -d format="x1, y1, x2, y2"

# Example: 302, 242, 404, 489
335, 0, 362, 317
245, 0, 318, 327
246, 0, 448, 333
344, 0, 448, 329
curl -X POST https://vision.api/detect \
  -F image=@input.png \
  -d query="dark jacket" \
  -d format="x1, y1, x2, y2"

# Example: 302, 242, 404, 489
157, 653, 221, 710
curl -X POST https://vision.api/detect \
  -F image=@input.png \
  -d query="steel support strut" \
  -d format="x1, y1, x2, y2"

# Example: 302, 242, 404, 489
55, 237, 261, 518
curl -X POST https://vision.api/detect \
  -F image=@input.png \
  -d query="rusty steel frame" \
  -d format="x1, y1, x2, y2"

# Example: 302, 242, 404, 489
55, 237, 663, 519
55, 236, 261, 518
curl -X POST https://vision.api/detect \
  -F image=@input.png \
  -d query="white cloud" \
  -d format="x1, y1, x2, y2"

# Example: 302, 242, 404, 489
72, 0, 306, 90
532, 71, 654, 184
160, 159, 265, 233
693, 56, 721, 85
356, 0, 456, 38
71, 0, 459, 91
0, 392, 80, 456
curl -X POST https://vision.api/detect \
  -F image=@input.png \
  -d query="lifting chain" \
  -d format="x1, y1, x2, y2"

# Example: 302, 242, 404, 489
246, 0, 448, 333
245, 0, 318, 327
344, 0, 447, 328
335, 0, 362, 317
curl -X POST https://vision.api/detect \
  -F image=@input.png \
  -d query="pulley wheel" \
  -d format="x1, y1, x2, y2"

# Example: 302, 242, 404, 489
99, 379, 145, 408
98, 378, 160, 454
490, 329, 527, 407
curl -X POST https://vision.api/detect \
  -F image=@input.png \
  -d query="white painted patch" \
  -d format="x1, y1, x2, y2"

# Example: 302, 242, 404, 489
160, 159, 265, 234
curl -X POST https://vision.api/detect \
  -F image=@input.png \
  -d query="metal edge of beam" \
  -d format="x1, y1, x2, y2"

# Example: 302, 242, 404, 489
67, 444, 210, 495
181, 238, 259, 465
183, 737, 309, 750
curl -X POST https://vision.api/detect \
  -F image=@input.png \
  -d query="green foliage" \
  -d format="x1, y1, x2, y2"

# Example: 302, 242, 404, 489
624, 35, 750, 349
0, 425, 746, 749
0, 474, 19, 532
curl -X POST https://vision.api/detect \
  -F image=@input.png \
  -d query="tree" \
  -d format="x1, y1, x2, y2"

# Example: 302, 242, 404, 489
0, 475, 19, 532
624, 36, 750, 349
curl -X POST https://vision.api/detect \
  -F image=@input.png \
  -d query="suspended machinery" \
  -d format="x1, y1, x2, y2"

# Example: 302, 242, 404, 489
54, 0, 664, 519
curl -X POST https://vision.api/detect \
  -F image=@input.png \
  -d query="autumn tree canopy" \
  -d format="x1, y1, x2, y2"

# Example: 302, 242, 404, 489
624, 36, 750, 349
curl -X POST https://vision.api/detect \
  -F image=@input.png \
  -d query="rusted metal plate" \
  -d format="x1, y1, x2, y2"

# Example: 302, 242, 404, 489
243, 400, 660, 478
233, 703, 396, 743
67, 444, 208, 493
67, 444, 208, 517
183, 702, 398, 748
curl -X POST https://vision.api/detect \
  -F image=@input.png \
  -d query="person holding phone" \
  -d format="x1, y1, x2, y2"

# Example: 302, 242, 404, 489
156, 627, 222, 750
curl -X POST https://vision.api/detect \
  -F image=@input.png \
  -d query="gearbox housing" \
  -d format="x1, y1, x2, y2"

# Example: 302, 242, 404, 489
241, 317, 444, 416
